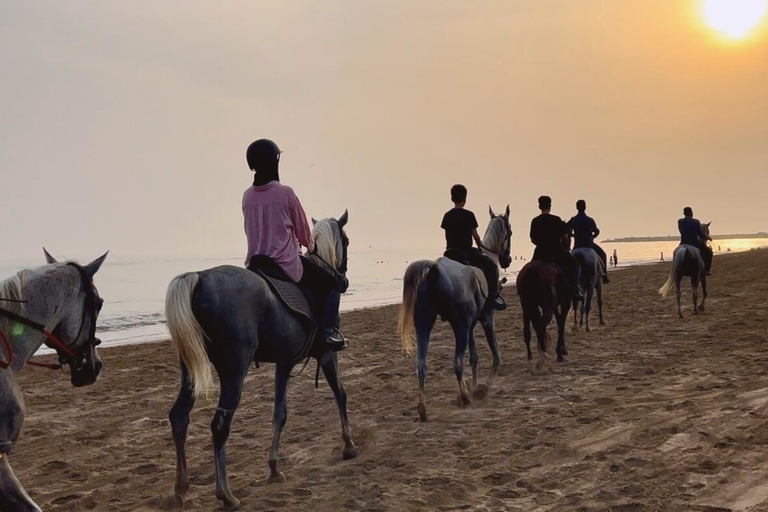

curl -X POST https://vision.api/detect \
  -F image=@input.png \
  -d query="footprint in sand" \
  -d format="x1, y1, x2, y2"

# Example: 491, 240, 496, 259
135, 463, 160, 475
41, 460, 69, 472
481, 472, 516, 486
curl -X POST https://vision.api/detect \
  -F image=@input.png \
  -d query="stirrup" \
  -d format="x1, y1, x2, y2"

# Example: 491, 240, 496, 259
325, 328, 348, 352
493, 295, 508, 311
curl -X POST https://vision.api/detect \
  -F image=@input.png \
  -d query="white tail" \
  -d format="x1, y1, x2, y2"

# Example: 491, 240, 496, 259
398, 260, 435, 356
658, 247, 685, 298
165, 272, 212, 397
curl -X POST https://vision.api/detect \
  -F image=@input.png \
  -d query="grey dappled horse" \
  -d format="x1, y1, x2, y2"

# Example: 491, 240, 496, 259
572, 248, 605, 332
398, 207, 512, 422
0, 249, 107, 512
658, 222, 711, 318
165, 213, 355, 511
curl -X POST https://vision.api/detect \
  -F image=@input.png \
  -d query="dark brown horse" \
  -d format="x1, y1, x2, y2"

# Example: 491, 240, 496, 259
516, 261, 572, 370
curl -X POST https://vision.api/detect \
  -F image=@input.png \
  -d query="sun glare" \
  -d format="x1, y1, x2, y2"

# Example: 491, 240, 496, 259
702, 0, 767, 40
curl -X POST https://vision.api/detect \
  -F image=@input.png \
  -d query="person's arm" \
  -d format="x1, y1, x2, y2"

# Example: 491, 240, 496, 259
530, 221, 537, 246
592, 219, 600, 239
289, 191, 315, 253
473, 229, 489, 251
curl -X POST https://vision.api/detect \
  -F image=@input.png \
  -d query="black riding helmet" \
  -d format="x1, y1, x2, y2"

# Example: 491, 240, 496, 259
247, 139, 282, 186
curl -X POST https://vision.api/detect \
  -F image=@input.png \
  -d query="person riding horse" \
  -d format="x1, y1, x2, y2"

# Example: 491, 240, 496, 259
243, 139, 347, 351
440, 184, 506, 311
567, 199, 610, 284
529, 195, 584, 301
679, 206, 713, 275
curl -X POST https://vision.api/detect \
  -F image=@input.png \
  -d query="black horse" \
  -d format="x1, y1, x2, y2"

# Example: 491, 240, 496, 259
165, 213, 356, 511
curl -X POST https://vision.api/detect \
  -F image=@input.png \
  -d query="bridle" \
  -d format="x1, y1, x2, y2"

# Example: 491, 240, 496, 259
0, 263, 101, 371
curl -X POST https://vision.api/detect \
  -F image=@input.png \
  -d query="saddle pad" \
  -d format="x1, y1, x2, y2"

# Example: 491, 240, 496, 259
472, 268, 489, 298
254, 269, 313, 321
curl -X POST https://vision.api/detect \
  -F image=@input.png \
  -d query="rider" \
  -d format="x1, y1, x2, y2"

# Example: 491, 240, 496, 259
678, 206, 713, 275
567, 199, 610, 284
530, 195, 584, 301
441, 184, 507, 311
242, 139, 347, 351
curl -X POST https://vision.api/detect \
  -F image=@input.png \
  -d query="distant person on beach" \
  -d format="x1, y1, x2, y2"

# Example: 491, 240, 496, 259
441, 184, 506, 311
678, 206, 713, 275
567, 199, 609, 283
242, 139, 347, 351
660, 252, 664, 263
613, 249, 618, 266
530, 195, 583, 300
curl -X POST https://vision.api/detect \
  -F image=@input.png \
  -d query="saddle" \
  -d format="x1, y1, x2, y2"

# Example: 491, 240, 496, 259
440, 251, 489, 298
247, 255, 314, 322
443, 249, 471, 266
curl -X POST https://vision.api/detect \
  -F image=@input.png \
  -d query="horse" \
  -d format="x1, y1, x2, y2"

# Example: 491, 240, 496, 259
165, 212, 356, 511
398, 206, 512, 422
516, 259, 572, 370
0, 249, 108, 512
572, 247, 605, 332
658, 222, 711, 318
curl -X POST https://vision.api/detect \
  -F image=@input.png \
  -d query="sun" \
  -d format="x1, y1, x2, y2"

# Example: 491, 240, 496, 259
702, 0, 767, 39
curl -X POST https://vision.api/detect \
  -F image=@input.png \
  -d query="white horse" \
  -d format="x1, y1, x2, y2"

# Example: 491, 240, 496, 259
572, 247, 605, 332
659, 222, 711, 318
0, 249, 107, 512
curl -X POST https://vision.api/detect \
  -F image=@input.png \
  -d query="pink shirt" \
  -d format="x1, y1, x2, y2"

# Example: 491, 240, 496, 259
243, 181, 314, 282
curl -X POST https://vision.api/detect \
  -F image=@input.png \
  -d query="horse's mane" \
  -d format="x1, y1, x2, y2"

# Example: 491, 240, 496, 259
0, 270, 27, 317
312, 220, 340, 268
483, 216, 507, 250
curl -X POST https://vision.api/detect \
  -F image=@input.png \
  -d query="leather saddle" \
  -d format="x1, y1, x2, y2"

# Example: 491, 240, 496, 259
247, 255, 314, 322
443, 249, 471, 266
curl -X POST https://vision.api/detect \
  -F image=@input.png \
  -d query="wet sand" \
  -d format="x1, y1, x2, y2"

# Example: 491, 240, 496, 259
14, 248, 768, 511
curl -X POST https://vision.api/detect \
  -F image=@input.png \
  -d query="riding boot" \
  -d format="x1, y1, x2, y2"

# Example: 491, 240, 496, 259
320, 290, 347, 352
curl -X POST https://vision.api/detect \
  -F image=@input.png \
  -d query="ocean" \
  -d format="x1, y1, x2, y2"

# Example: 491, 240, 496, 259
1, 238, 765, 353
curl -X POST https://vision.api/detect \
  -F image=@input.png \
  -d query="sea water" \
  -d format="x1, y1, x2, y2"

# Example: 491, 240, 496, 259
1, 238, 765, 351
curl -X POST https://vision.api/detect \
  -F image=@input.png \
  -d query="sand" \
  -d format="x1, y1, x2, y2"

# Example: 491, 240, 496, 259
13, 249, 768, 512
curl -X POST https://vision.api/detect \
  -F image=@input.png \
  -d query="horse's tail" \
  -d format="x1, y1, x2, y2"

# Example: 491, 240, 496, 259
659, 247, 685, 298
165, 272, 212, 398
398, 260, 436, 356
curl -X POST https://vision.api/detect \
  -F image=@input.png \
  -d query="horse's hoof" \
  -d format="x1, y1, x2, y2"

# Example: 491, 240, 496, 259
175, 480, 190, 496
343, 445, 359, 460
457, 394, 472, 407
599, 320, 606, 326
268, 472, 287, 484
556, 355, 564, 363
163, 494, 184, 511
417, 403, 428, 422
472, 384, 489, 401
220, 497, 242, 511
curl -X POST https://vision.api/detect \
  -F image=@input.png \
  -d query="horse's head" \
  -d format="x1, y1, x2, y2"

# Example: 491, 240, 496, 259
702, 221, 712, 242
44, 249, 108, 387
310, 210, 350, 292
487, 205, 513, 269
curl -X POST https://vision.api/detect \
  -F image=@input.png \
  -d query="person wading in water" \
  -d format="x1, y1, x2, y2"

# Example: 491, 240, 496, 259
441, 184, 507, 311
242, 139, 347, 351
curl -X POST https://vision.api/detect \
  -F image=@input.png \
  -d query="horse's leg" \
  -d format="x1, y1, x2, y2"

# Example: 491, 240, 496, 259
319, 352, 358, 460
597, 283, 605, 326
523, 311, 533, 362
476, 315, 501, 399
534, 307, 554, 372
584, 285, 594, 332
554, 305, 567, 363
700, 276, 708, 311
676, 275, 684, 319
467, 324, 479, 393
212, 370, 247, 511
453, 324, 472, 407
169, 362, 196, 497
0, 375, 40, 512
267, 363, 292, 484
415, 302, 436, 422
691, 276, 700, 315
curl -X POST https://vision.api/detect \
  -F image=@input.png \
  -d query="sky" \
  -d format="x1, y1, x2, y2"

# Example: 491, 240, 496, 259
1, 0, 767, 260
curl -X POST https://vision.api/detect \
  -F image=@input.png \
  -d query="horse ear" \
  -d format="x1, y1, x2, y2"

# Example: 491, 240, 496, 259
706, 221, 712, 227
504, 204, 510, 219
43, 247, 58, 264
83, 251, 109, 279
311, 217, 318, 226
489, 206, 496, 218
338, 209, 349, 227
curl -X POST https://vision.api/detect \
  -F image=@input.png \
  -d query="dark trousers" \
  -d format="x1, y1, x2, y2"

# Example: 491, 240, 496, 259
533, 247, 580, 289
463, 248, 500, 301
701, 244, 713, 272
298, 257, 341, 338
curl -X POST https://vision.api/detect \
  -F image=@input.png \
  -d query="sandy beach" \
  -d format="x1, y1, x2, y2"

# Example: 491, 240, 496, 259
13, 249, 768, 511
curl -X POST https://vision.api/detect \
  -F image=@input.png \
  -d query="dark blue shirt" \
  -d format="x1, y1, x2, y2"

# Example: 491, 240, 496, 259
678, 217, 705, 246
567, 212, 600, 249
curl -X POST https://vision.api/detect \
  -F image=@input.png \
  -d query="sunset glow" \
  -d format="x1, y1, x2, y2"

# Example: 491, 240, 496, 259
702, 0, 767, 40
